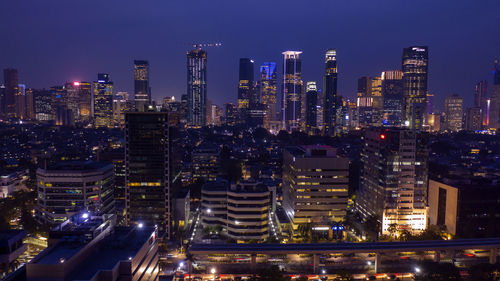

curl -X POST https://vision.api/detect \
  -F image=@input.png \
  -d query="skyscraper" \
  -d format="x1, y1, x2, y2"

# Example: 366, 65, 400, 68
305, 82, 318, 133
187, 48, 207, 127
282, 51, 303, 131
237, 58, 254, 116
356, 76, 375, 127
323, 49, 338, 136
444, 94, 463, 132
134, 60, 150, 112
260, 62, 277, 130
381, 70, 404, 126
93, 73, 114, 128
125, 112, 170, 238
402, 46, 428, 130
3, 68, 19, 118
474, 80, 488, 128
490, 59, 500, 129
356, 128, 428, 235
465, 107, 482, 131
25, 88, 35, 119
15, 84, 26, 119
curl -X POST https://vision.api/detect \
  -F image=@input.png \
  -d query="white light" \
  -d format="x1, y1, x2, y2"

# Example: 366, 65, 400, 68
207, 209, 212, 214
211, 268, 216, 274
415, 267, 421, 273
179, 262, 184, 267
321, 269, 326, 274
235, 220, 240, 225
129, 257, 132, 260
367, 261, 372, 265
138, 223, 144, 228
81, 213, 89, 219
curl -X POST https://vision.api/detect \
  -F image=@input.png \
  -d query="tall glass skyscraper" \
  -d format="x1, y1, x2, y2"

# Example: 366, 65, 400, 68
134, 60, 150, 112
474, 80, 488, 128
238, 58, 254, 110
402, 46, 428, 130
323, 49, 338, 136
187, 48, 207, 127
3, 68, 19, 118
93, 73, 114, 128
305, 81, 318, 133
381, 70, 404, 126
260, 62, 277, 129
125, 112, 170, 238
490, 59, 500, 129
282, 51, 302, 131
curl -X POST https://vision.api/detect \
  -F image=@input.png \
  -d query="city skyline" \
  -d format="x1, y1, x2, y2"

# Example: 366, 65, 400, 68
1, 1, 500, 108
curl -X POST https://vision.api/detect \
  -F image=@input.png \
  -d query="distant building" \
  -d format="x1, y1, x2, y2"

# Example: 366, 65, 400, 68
26, 213, 158, 281
305, 82, 318, 134
187, 48, 207, 127
465, 107, 482, 131
490, 59, 500, 129
224, 103, 237, 126
192, 143, 219, 182
444, 94, 463, 132
356, 128, 428, 235
429, 177, 500, 238
0, 230, 27, 273
201, 179, 271, 241
125, 112, 170, 238
282, 146, 349, 238
35, 161, 114, 225
33, 89, 53, 121
382, 70, 403, 127
402, 46, 428, 130
0, 169, 28, 198
3, 69, 19, 118
134, 60, 150, 112
323, 49, 338, 136
25, 88, 35, 120
238, 58, 254, 121
282, 51, 303, 131
93, 74, 114, 128
356, 76, 375, 127
474, 80, 488, 128
260, 62, 277, 130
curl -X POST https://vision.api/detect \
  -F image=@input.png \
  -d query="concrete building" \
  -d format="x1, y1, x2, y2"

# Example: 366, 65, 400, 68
0, 169, 29, 198
444, 94, 463, 132
0, 230, 27, 275
201, 179, 271, 242
356, 128, 428, 235
25, 213, 158, 281
465, 107, 482, 131
429, 177, 500, 238
192, 143, 219, 182
35, 161, 114, 225
282, 145, 349, 236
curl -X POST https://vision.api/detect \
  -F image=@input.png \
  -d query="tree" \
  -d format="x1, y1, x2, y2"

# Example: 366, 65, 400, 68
249, 265, 290, 281
333, 271, 354, 281
387, 223, 398, 238
414, 261, 462, 281
364, 215, 381, 239
467, 263, 500, 281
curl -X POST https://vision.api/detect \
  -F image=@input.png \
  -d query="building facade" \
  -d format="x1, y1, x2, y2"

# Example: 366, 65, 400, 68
381, 70, 404, 127
260, 62, 277, 130
93, 73, 114, 128
323, 49, 338, 136
305, 82, 318, 134
444, 94, 463, 132
282, 51, 303, 131
125, 112, 170, 238
402, 46, 428, 130
187, 48, 207, 127
134, 60, 150, 112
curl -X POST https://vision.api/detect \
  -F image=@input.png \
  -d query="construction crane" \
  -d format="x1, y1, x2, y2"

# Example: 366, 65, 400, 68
192, 42, 222, 49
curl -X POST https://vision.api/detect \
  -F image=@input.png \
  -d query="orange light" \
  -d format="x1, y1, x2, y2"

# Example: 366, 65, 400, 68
380, 134, 386, 140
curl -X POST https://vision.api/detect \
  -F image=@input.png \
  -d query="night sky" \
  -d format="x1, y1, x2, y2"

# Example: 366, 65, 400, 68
1, 0, 499, 109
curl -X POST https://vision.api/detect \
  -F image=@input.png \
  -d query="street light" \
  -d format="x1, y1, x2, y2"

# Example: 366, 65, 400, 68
207, 209, 212, 214
367, 261, 372, 266
321, 269, 326, 274
415, 267, 421, 273
211, 267, 216, 274
138, 223, 144, 228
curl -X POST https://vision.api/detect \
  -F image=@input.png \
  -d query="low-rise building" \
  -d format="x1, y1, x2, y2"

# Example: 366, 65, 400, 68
0, 169, 29, 198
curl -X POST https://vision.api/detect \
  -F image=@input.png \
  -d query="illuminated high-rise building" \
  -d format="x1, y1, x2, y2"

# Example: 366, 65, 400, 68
224, 103, 237, 126
490, 59, 500, 129
25, 88, 35, 119
282, 51, 303, 131
15, 84, 26, 119
444, 94, 463, 132
187, 48, 207, 127
65, 81, 91, 122
381, 70, 404, 126
34, 89, 53, 121
357, 128, 428, 235
237, 58, 254, 116
402, 46, 428, 130
134, 60, 150, 112
125, 112, 170, 238
323, 49, 338, 136
3, 68, 19, 118
260, 62, 277, 129
474, 80, 488, 128
465, 107, 482, 131
305, 82, 318, 133
356, 76, 375, 127
93, 73, 114, 128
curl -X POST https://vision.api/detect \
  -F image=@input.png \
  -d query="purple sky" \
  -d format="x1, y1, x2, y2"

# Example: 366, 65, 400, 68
1, 0, 499, 110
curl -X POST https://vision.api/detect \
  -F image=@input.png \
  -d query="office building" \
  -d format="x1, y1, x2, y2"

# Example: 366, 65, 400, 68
224, 103, 237, 126
34, 89, 53, 121
3, 69, 19, 118
0, 230, 27, 274
201, 179, 271, 241
282, 51, 303, 131
474, 80, 488, 128
465, 107, 482, 131
429, 177, 500, 238
260, 62, 277, 130
134, 60, 150, 112
282, 145, 349, 237
93, 74, 114, 128
125, 112, 170, 238
187, 48, 207, 127
490, 59, 500, 129
25, 88, 35, 119
113, 93, 131, 128
323, 49, 338, 136
356, 76, 375, 127
381, 70, 404, 126
237, 58, 254, 119
305, 82, 318, 133
444, 94, 463, 132
356, 128, 428, 234
26, 214, 158, 281
192, 142, 219, 182
35, 161, 114, 225
402, 46, 428, 130
0, 169, 29, 198
14, 84, 26, 119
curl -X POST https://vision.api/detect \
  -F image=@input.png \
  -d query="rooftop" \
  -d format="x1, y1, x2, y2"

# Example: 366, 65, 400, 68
43, 160, 112, 172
